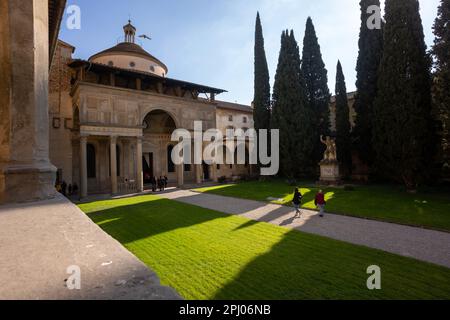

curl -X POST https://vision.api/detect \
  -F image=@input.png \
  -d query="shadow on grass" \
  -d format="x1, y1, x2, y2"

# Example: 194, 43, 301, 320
233, 220, 260, 231
172, 192, 296, 231
212, 228, 450, 300
87, 198, 225, 244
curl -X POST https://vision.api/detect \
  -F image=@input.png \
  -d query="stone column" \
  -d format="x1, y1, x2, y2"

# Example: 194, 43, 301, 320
136, 137, 144, 192
195, 164, 202, 184
177, 164, 184, 188
0, 0, 57, 203
211, 163, 218, 182
123, 140, 130, 180
80, 135, 88, 198
110, 136, 118, 195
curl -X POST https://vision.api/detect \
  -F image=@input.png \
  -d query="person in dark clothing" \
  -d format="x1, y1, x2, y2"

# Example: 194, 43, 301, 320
315, 190, 327, 217
157, 178, 163, 192
292, 188, 303, 219
68, 184, 73, 196
164, 176, 168, 189
159, 176, 165, 191
72, 183, 79, 196
61, 181, 67, 197
151, 176, 157, 192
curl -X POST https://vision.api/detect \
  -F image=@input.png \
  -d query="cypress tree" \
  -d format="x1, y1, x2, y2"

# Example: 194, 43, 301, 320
301, 17, 331, 170
253, 12, 271, 133
272, 30, 315, 179
335, 61, 352, 177
432, 0, 450, 174
373, 0, 433, 191
353, 0, 384, 166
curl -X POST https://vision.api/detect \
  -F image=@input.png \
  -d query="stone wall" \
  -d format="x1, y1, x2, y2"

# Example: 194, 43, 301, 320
73, 82, 218, 132
216, 108, 254, 133
49, 41, 75, 184
329, 92, 357, 133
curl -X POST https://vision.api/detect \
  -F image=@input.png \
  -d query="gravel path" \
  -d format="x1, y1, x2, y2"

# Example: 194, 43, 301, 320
160, 189, 450, 269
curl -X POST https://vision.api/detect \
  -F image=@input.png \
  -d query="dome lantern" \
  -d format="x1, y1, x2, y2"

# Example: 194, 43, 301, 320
123, 20, 136, 43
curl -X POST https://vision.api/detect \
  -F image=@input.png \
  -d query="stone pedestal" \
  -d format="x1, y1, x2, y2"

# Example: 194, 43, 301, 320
0, 164, 56, 204
319, 160, 341, 185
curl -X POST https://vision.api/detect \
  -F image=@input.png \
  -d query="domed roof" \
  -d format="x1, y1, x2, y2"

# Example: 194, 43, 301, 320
88, 21, 168, 75
89, 42, 168, 72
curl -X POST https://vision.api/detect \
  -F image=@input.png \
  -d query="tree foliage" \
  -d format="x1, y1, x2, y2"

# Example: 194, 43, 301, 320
432, 0, 450, 173
335, 61, 352, 176
253, 12, 271, 133
301, 17, 331, 169
272, 30, 315, 179
353, 0, 384, 166
373, 0, 434, 190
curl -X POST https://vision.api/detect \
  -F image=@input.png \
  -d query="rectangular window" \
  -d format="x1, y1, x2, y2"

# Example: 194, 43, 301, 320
53, 117, 61, 129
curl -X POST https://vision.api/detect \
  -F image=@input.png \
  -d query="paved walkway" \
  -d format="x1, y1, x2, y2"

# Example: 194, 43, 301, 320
0, 195, 181, 300
160, 189, 450, 268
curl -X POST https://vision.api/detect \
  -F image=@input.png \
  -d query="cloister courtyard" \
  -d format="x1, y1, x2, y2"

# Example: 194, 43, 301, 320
1, 0, 449, 304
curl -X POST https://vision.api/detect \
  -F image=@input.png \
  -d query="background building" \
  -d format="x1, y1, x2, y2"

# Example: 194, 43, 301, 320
49, 21, 254, 197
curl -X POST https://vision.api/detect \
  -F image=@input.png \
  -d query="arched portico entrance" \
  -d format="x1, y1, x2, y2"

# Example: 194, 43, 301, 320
141, 109, 194, 187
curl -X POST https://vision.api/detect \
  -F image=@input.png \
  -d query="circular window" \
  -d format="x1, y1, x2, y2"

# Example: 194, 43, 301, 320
150, 65, 155, 72
130, 61, 136, 68
108, 61, 114, 66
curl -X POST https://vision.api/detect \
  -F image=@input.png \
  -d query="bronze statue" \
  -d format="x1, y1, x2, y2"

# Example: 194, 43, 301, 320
320, 135, 337, 162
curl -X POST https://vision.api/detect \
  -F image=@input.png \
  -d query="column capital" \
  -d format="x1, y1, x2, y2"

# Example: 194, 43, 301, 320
110, 135, 118, 144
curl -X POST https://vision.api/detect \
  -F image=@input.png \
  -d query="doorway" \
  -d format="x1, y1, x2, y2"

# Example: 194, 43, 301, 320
202, 161, 210, 181
143, 153, 154, 184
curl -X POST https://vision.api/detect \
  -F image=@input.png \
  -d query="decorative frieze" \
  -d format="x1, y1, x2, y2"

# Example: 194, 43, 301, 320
80, 125, 143, 137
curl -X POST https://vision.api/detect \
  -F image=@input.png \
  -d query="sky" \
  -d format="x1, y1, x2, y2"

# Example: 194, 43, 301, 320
60, 0, 441, 105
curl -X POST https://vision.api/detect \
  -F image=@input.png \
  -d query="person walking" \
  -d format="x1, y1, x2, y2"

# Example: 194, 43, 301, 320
315, 190, 326, 218
292, 188, 303, 219
164, 175, 168, 189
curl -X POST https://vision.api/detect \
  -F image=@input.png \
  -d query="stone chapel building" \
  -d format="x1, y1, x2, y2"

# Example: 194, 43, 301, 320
48, 21, 255, 197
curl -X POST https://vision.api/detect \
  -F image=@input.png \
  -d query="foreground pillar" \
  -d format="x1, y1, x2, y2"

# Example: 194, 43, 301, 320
0, 0, 57, 203
110, 136, 118, 194
136, 137, 144, 192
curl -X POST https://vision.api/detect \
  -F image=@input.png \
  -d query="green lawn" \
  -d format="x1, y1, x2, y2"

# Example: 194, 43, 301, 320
195, 181, 450, 232
80, 195, 450, 300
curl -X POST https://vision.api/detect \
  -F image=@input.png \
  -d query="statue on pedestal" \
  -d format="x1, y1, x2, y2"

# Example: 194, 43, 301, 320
320, 135, 337, 162
318, 135, 341, 185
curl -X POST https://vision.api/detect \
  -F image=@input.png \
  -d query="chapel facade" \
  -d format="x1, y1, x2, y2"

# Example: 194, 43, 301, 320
49, 22, 255, 198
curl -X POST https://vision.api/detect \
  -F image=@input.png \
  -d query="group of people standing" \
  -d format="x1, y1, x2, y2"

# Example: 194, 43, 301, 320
292, 188, 326, 219
55, 181, 78, 198
150, 176, 168, 192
